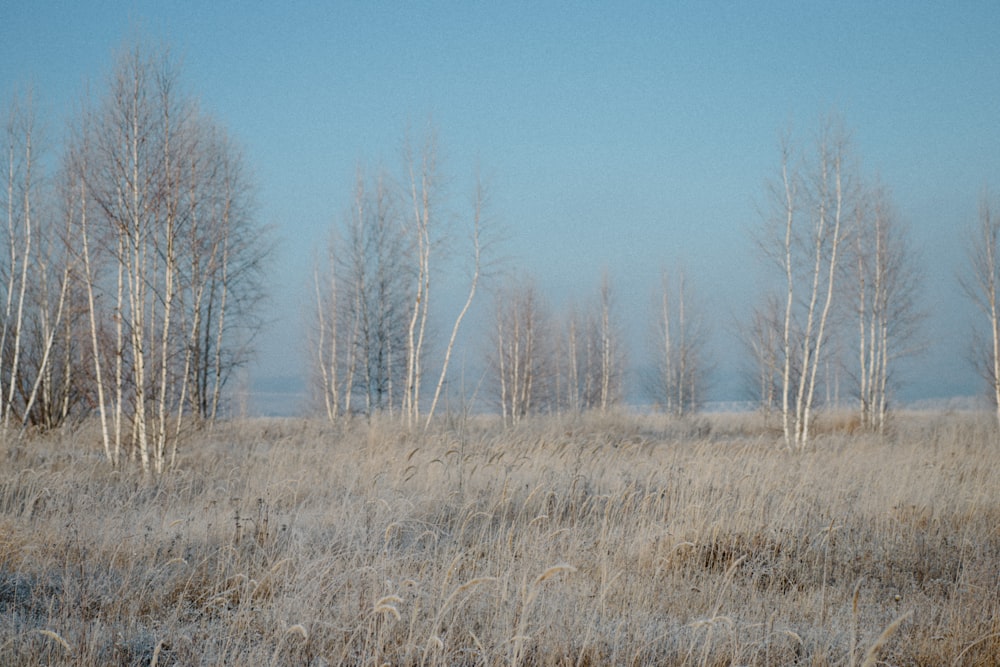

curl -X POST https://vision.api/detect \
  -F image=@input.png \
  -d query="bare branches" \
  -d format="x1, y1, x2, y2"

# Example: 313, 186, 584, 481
647, 267, 709, 416
751, 115, 926, 445
55, 40, 269, 472
402, 130, 437, 426
1, 89, 37, 432
754, 116, 854, 449
311, 129, 493, 427
851, 180, 924, 434
489, 277, 550, 424
425, 171, 485, 427
0, 88, 84, 437
554, 272, 626, 414
961, 194, 1000, 427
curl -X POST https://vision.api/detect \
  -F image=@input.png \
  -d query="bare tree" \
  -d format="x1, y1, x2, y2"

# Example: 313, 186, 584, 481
490, 277, 551, 424
77, 43, 183, 472
16, 188, 77, 435
337, 170, 415, 417
311, 161, 432, 423
742, 295, 786, 420
597, 271, 622, 410
322, 166, 413, 419
311, 133, 494, 426
962, 193, 1000, 427
648, 267, 709, 415
312, 232, 341, 422
401, 130, 439, 426
179, 117, 268, 426
851, 181, 923, 434
1, 90, 37, 433
558, 304, 583, 413
0, 91, 69, 434
425, 171, 486, 427
61, 41, 268, 471
557, 272, 626, 413
62, 126, 119, 461
757, 117, 855, 449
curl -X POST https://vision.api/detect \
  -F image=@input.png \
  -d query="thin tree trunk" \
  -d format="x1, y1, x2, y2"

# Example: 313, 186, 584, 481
568, 315, 579, 412
497, 309, 508, 425
600, 273, 612, 411
425, 186, 481, 427
780, 147, 795, 449
4, 115, 32, 429
315, 261, 337, 421
114, 233, 124, 466
209, 230, 229, 421
800, 144, 844, 450
661, 272, 672, 414
678, 271, 688, 414
20, 257, 71, 437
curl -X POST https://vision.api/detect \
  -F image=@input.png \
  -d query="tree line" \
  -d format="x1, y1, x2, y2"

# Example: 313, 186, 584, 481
308, 112, 1000, 448
307, 126, 711, 427
6, 40, 1000, 471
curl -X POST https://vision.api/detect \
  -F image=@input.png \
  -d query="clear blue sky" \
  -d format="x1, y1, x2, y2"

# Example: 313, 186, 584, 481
4, 2, 999, 408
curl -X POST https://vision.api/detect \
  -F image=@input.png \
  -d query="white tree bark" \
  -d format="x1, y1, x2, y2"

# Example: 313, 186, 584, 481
2, 94, 34, 431
764, 119, 853, 450
962, 196, 1000, 429
425, 175, 484, 427
404, 132, 436, 426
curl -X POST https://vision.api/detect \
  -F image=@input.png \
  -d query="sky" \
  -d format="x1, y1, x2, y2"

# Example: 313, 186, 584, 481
3, 2, 1000, 412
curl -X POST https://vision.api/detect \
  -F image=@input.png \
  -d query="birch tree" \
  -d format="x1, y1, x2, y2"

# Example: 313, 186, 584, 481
80, 43, 184, 472
0, 89, 91, 436
1, 91, 37, 433
402, 130, 438, 426
312, 234, 342, 422
335, 167, 412, 419
597, 271, 621, 411
310, 167, 408, 421
851, 181, 923, 434
65, 126, 118, 462
962, 194, 1000, 428
178, 118, 267, 425
757, 117, 854, 450
312, 135, 492, 426
490, 278, 550, 425
17, 187, 77, 433
424, 172, 486, 427
64, 41, 268, 471
560, 305, 582, 413
743, 295, 785, 419
648, 267, 709, 415
558, 272, 625, 413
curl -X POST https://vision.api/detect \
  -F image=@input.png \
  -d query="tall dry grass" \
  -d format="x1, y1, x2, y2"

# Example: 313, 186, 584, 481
0, 410, 997, 665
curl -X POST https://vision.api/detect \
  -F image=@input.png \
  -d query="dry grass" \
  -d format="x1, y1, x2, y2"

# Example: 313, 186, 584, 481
0, 410, 997, 665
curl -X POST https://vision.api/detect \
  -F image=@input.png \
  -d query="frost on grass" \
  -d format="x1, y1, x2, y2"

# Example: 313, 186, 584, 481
0, 412, 997, 665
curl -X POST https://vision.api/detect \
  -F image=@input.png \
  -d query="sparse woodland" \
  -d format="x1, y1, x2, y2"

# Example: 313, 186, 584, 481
2, 37, 1000, 667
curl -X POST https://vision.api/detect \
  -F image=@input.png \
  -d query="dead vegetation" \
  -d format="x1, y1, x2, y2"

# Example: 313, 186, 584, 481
0, 411, 997, 665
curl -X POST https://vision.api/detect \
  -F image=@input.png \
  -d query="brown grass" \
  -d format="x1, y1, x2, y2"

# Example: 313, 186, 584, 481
0, 410, 997, 665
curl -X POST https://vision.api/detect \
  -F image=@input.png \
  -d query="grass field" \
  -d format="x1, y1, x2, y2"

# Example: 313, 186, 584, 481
0, 411, 997, 665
